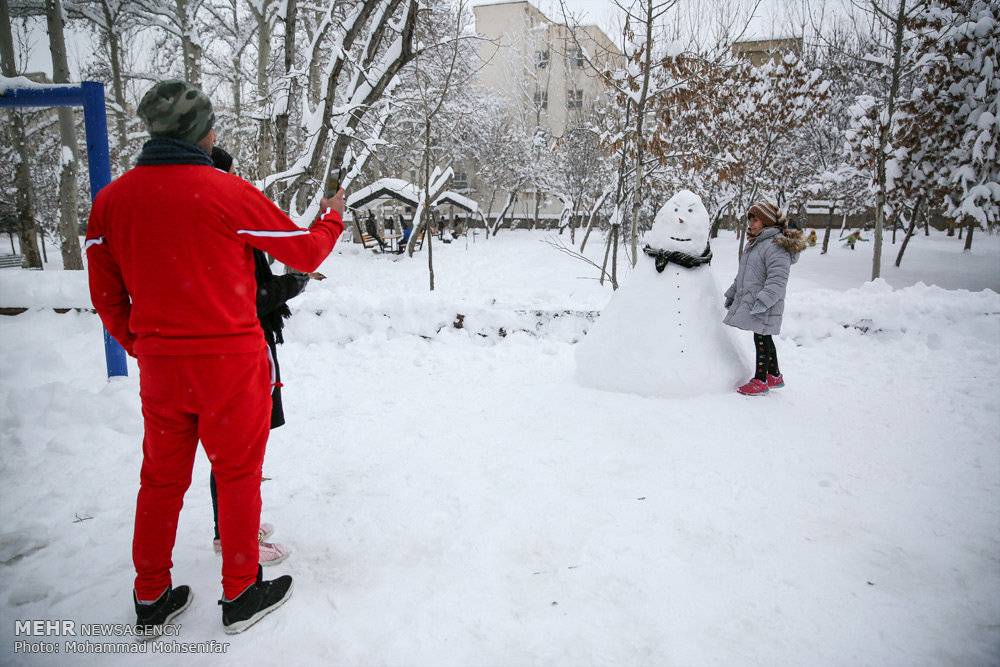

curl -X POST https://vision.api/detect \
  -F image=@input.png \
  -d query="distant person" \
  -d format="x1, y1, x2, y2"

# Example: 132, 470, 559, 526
807, 229, 817, 246
398, 215, 414, 253
85, 80, 346, 637
365, 212, 386, 251
724, 201, 806, 396
845, 230, 861, 250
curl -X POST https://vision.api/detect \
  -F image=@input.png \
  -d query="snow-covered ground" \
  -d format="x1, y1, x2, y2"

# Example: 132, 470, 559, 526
1, 230, 999, 665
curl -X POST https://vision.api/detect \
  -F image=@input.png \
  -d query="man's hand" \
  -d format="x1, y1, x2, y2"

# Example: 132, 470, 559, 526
320, 188, 346, 217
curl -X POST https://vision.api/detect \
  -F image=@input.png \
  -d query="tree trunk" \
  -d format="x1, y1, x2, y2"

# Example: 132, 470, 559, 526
102, 2, 130, 175
963, 218, 975, 251
176, 0, 203, 86
255, 7, 273, 180
579, 190, 610, 252
709, 202, 729, 240
924, 208, 930, 235
1, 2, 42, 268
11, 112, 43, 269
46, 0, 83, 270
532, 189, 541, 230
821, 205, 834, 254
599, 228, 612, 286
958, 223, 963, 239
871, 0, 908, 281
627, 0, 655, 267
894, 197, 922, 268
488, 191, 517, 238
580, 214, 595, 251
610, 223, 619, 290
946, 219, 955, 236
273, 0, 297, 210
709, 211, 722, 239
423, 121, 434, 290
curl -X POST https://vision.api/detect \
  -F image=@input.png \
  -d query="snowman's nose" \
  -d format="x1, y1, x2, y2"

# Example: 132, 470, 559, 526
677, 218, 684, 224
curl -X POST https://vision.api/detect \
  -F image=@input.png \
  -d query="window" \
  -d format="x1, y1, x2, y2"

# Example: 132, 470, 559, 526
453, 171, 468, 190
569, 47, 584, 67
534, 90, 548, 110
566, 89, 583, 110
535, 50, 550, 69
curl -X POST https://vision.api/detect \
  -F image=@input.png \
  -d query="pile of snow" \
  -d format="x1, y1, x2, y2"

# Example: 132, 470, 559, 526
785, 279, 1000, 345
0, 270, 92, 309
1, 230, 999, 665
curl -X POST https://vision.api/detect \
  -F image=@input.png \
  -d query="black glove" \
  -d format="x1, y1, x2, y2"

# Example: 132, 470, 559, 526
291, 272, 310, 292
724, 297, 734, 309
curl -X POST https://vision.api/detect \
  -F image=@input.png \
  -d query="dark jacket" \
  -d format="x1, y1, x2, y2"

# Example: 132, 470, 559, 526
254, 250, 308, 429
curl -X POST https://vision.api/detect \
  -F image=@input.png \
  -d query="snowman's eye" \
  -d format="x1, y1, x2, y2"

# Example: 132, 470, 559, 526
688, 208, 693, 213
674, 208, 678, 212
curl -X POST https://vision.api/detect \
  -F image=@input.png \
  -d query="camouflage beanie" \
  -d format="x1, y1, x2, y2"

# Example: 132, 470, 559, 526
137, 80, 214, 144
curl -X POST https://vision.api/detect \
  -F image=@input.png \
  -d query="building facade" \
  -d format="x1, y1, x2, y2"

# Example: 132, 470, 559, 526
469, 0, 622, 222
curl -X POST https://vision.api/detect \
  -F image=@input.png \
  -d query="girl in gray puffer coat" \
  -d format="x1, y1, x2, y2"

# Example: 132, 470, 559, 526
723, 201, 807, 396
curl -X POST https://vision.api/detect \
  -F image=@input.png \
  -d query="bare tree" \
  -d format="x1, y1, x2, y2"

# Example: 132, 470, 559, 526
843, 0, 929, 279
134, 0, 207, 86
1, 0, 43, 268
403, 0, 474, 283
70, 0, 140, 176
45, 0, 84, 269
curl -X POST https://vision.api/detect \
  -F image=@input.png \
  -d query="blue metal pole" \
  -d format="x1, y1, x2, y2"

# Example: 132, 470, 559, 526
0, 85, 85, 108
1, 82, 128, 378
81, 82, 128, 378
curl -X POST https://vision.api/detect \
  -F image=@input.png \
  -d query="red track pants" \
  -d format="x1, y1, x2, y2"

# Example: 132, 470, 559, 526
133, 350, 272, 601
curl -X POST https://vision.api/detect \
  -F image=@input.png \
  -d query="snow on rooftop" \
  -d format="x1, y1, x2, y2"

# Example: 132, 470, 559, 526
433, 191, 480, 213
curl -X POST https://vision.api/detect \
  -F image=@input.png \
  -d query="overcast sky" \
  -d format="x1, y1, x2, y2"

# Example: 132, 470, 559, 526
18, 0, 844, 79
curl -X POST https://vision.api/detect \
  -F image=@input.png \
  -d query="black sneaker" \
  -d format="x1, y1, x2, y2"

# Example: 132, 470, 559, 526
219, 565, 293, 634
133, 585, 193, 642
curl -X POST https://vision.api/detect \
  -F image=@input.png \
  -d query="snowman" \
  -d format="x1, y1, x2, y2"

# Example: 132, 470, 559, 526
576, 190, 748, 398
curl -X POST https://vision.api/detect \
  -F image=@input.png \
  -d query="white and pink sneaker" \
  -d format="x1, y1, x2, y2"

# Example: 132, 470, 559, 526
213, 522, 288, 566
257, 541, 290, 566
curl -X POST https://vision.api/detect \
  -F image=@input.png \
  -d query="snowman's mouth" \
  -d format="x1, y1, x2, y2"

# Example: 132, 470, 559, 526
669, 236, 691, 242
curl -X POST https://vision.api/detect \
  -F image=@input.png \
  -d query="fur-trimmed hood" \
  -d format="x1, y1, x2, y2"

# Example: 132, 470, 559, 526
774, 229, 808, 255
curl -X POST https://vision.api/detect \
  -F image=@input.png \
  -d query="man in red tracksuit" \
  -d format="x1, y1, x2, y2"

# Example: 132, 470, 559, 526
85, 80, 345, 636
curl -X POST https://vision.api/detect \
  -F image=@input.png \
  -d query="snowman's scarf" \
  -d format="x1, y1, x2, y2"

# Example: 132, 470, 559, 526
642, 243, 713, 273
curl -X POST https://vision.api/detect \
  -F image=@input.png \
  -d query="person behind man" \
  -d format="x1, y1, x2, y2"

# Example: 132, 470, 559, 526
206, 146, 310, 567
85, 80, 346, 636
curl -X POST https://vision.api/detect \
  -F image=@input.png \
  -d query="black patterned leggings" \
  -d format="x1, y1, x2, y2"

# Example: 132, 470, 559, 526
753, 333, 780, 381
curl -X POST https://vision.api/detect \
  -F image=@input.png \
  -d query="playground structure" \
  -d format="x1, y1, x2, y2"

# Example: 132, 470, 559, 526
346, 177, 485, 252
0, 78, 127, 378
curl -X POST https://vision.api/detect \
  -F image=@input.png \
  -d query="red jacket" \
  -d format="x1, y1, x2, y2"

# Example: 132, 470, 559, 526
85, 165, 344, 357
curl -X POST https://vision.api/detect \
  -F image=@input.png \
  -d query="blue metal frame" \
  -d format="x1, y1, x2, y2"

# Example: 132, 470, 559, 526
1, 81, 128, 378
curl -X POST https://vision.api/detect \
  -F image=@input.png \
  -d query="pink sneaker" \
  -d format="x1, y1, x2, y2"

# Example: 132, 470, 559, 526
258, 541, 290, 567
737, 378, 769, 396
212, 522, 276, 555
766, 374, 784, 389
